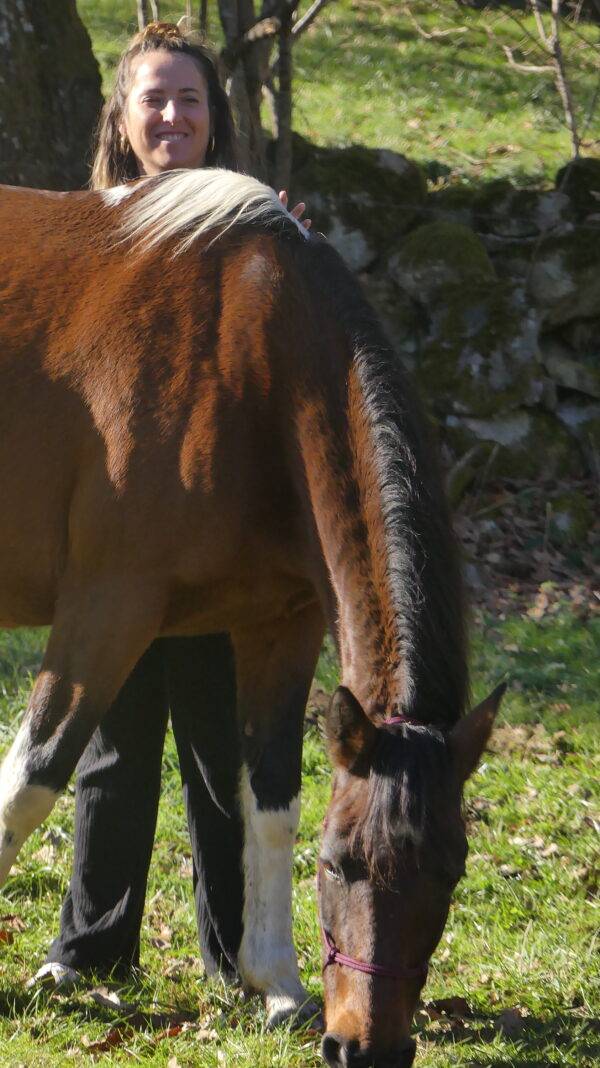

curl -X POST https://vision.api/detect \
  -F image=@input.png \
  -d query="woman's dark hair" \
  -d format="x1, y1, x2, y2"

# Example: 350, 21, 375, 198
90, 21, 238, 189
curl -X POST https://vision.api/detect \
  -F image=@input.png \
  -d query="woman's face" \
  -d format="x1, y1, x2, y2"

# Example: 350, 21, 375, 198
122, 50, 211, 175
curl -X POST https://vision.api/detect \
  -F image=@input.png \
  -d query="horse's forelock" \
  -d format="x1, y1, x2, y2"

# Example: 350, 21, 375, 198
349, 726, 454, 883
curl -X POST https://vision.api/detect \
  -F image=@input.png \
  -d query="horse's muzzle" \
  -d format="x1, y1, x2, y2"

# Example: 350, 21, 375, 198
321, 1034, 416, 1068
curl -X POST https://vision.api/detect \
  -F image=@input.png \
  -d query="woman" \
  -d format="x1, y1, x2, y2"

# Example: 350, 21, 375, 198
33, 20, 308, 990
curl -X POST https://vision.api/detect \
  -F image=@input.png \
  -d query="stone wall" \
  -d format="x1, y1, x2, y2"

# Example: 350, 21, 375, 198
293, 143, 600, 507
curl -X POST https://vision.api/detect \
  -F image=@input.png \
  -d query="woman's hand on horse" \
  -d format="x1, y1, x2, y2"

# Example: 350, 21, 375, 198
278, 190, 312, 230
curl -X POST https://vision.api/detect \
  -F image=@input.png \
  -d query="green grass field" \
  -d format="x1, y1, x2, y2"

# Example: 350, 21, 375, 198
0, 3, 598, 1064
78, 0, 600, 184
0, 600, 598, 1066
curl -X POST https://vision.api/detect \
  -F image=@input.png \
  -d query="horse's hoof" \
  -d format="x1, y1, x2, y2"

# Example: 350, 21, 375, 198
26, 962, 82, 993
266, 993, 323, 1031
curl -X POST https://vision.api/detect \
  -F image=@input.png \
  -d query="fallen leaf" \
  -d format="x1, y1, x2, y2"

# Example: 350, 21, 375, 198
429, 996, 472, 1018
82, 1026, 132, 1053
88, 986, 138, 1014
541, 843, 560, 858
196, 1028, 219, 1042
157, 1025, 185, 1040
499, 864, 521, 879
0, 914, 26, 932
151, 924, 173, 950
415, 1005, 443, 1025
179, 857, 193, 878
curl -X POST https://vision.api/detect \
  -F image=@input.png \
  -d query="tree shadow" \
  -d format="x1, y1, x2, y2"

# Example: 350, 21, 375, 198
418, 1006, 600, 1065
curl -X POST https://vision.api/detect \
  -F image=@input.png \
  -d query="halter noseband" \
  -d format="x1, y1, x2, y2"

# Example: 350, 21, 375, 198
322, 927, 429, 981
319, 712, 430, 982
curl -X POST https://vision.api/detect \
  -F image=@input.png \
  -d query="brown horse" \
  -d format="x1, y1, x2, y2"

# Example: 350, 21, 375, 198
0, 169, 502, 1066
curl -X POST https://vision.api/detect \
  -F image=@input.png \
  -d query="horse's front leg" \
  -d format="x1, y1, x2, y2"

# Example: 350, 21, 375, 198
0, 576, 164, 884
232, 601, 325, 1028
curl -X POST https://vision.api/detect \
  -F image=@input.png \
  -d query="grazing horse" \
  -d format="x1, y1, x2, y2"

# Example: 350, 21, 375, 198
0, 169, 502, 1067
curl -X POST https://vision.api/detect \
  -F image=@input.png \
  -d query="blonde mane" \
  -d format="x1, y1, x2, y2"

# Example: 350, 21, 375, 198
102, 168, 307, 254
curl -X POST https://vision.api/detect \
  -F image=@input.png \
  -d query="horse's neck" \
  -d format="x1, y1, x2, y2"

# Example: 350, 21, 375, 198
297, 362, 412, 718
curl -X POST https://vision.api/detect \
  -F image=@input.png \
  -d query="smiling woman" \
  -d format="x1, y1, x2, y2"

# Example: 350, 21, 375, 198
122, 50, 212, 175
90, 21, 238, 190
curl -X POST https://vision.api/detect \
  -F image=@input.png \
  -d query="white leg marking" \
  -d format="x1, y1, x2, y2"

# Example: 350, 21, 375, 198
0, 726, 58, 885
238, 766, 309, 1018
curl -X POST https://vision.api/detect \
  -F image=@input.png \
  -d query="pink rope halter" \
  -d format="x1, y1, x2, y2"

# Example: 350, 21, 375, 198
322, 927, 429, 981
319, 712, 430, 982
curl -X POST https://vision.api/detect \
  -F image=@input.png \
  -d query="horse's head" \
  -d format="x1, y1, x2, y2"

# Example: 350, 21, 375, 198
319, 684, 504, 1068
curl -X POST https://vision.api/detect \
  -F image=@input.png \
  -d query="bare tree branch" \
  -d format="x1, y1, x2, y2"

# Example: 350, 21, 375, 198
501, 43, 553, 73
502, 8, 555, 53
200, 0, 208, 35
530, 0, 551, 46
401, 3, 468, 40
274, 16, 293, 190
546, 0, 581, 156
217, 0, 335, 180
137, 0, 159, 31
485, 1, 582, 160
292, 0, 333, 38
221, 0, 301, 70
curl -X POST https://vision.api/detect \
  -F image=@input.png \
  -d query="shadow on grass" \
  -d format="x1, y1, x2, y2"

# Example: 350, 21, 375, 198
3, 871, 66, 900
419, 1008, 600, 1065
0, 981, 198, 1028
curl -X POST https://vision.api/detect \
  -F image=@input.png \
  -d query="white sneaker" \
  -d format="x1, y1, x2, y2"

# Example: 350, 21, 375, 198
26, 962, 82, 992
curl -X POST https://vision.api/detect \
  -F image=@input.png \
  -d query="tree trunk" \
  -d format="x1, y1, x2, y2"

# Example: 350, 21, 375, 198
218, 0, 277, 179
273, 18, 293, 191
0, 0, 102, 189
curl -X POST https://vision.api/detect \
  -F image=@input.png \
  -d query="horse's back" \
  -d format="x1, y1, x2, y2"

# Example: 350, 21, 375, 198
0, 187, 311, 629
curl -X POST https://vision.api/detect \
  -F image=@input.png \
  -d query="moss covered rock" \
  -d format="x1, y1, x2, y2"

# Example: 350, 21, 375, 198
473, 180, 572, 239
550, 490, 594, 546
528, 228, 600, 324
428, 184, 476, 229
443, 410, 583, 479
415, 280, 543, 417
389, 221, 495, 302
292, 140, 427, 268
540, 339, 600, 400
556, 399, 600, 472
556, 158, 600, 218
359, 272, 422, 369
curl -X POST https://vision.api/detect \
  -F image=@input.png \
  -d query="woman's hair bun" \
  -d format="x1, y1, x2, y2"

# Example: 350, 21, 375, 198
141, 21, 183, 43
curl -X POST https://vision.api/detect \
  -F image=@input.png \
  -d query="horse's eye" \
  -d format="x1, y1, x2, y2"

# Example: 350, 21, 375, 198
323, 860, 342, 882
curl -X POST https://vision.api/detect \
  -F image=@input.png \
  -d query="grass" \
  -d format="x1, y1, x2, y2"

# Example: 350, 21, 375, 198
0, 599, 598, 1066
78, 0, 600, 184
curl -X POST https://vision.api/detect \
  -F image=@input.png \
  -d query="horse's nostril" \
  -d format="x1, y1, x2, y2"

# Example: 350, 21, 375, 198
321, 1035, 416, 1068
322, 1033, 343, 1066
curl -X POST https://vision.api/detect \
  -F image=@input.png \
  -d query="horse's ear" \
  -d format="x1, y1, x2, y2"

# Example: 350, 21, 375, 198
449, 682, 506, 784
326, 686, 377, 771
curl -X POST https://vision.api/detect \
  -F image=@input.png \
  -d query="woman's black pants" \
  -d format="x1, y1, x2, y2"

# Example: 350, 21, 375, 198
45, 635, 244, 978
